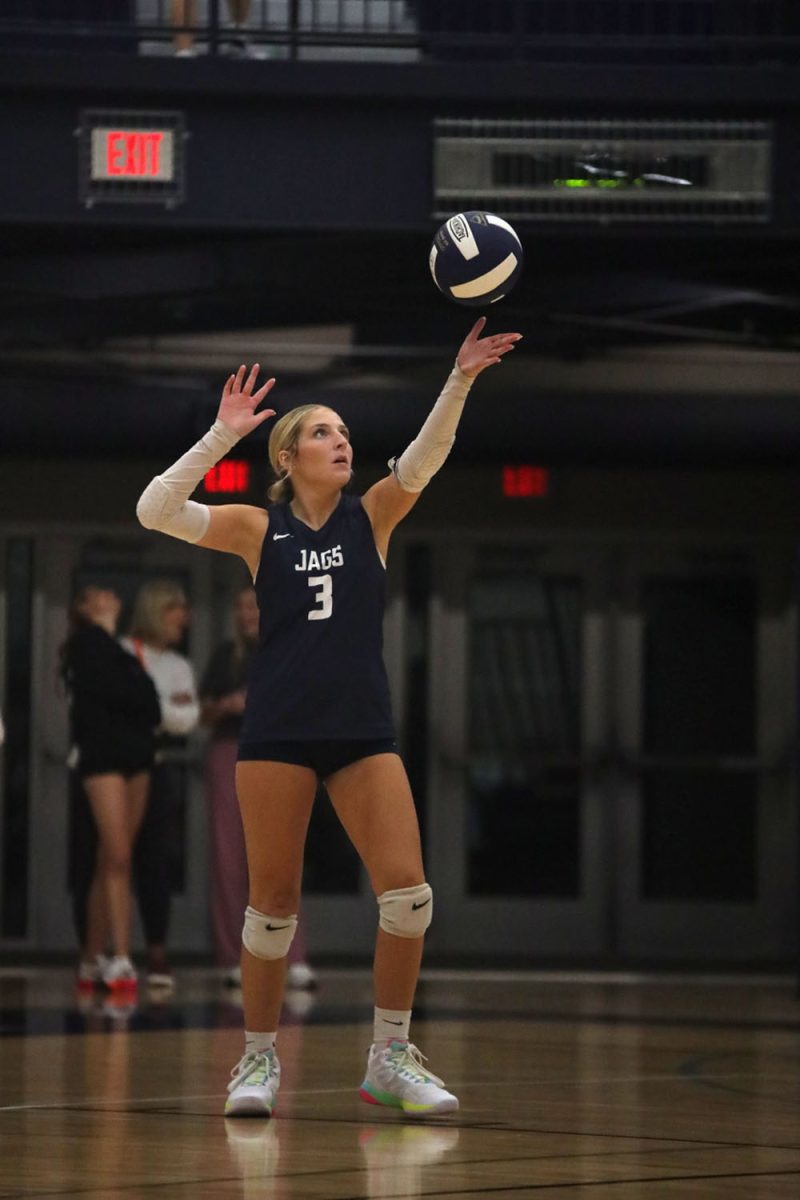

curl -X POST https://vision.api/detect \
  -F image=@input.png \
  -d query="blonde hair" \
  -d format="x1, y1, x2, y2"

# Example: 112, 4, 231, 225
267, 404, 325, 503
129, 579, 187, 643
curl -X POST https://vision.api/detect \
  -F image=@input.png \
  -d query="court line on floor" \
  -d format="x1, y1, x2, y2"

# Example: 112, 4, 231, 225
4, 1096, 800, 1157
1, 1065, 796, 1115
0, 1069, 782, 1114
6, 1164, 800, 1200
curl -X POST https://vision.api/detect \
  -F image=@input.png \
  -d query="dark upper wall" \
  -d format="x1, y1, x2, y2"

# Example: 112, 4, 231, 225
2, 12, 800, 465
2, 46, 800, 234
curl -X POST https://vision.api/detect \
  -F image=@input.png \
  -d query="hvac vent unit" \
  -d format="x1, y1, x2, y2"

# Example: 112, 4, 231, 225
433, 119, 771, 223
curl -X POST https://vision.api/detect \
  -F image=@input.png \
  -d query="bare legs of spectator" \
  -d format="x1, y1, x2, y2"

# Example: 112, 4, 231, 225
172, 0, 196, 55
227, 0, 263, 57
228, 0, 251, 34
83, 772, 149, 962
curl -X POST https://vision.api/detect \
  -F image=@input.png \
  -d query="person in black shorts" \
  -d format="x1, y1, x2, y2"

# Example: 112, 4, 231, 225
136, 316, 521, 1117
62, 584, 161, 995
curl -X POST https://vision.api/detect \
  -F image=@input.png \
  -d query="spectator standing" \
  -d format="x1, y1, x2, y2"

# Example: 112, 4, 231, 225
171, 0, 264, 56
63, 584, 161, 993
122, 579, 200, 992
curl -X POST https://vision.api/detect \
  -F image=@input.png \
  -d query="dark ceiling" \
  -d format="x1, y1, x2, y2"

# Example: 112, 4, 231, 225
3, 221, 800, 466
3, 222, 800, 468
3, 224, 800, 360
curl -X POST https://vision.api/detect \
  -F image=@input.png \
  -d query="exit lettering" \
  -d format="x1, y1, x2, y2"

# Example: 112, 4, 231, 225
105, 130, 165, 178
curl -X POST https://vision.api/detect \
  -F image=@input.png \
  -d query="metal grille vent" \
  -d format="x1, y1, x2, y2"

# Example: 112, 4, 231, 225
433, 118, 771, 223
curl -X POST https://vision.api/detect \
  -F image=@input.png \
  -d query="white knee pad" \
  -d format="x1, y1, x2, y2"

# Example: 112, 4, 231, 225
377, 883, 433, 938
242, 906, 298, 960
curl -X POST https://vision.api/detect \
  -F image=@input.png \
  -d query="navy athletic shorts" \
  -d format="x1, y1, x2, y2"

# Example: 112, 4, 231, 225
238, 737, 397, 780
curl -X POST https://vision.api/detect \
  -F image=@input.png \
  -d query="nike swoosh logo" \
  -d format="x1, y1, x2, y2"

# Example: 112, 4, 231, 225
273, 533, 291, 540
383, 1019, 404, 1025
411, 898, 431, 911
265, 923, 291, 931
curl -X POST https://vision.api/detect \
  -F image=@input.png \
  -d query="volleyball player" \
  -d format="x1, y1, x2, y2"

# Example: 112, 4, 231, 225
136, 316, 521, 1117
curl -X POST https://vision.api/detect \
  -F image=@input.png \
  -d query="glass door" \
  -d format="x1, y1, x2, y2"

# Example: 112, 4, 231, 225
425, 541, 612, 958
614, 544, 797, 961
424, 537, 797, 964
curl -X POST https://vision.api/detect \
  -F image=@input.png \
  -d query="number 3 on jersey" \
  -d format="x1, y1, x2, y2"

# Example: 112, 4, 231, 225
308, 574, 332, 620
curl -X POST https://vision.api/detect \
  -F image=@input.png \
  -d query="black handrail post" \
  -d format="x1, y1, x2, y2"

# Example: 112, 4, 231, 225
289, 0, 299, 61
513, 0, 527, 62
795, 538, 800, 999
209, 0, 221, 56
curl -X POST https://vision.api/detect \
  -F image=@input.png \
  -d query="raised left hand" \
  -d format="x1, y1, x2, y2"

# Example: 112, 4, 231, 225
456, 317, 523, 379
217, 364, 277, 437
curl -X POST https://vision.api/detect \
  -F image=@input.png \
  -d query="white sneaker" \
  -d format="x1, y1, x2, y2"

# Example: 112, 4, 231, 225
225, 1049, 280, 1117
222, 965, 242, 989
100, 994, 138, 1023
359, 1041, 459, 1116
76, 956, 104, 991
283, 989, 316, 1020
286, 961, 316, 990
101, 955, 138, 993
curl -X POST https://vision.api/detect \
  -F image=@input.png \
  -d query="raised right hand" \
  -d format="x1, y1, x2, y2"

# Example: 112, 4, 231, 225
217, 364, 277, 437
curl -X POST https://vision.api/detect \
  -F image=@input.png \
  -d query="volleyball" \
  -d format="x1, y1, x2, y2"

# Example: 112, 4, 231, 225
429, 211, 523, 306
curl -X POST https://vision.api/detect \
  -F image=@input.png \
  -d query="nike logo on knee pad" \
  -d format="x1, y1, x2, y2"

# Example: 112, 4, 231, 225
266, 922, 291, 931
411, 898, 431, 910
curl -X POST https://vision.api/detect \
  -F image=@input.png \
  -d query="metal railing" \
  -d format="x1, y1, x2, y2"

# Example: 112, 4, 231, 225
0, 1, 799, 63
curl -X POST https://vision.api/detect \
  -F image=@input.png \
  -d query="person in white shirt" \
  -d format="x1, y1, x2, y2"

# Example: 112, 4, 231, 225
121, 579, 200, 991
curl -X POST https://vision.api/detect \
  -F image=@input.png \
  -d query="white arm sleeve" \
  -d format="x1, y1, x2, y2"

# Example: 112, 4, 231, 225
389, 363, 474, 493
136, 420, 241, 543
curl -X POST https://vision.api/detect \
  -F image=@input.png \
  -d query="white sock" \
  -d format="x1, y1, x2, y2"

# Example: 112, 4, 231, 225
245, 1031, 276, 1055
373, 1007, 411, 1043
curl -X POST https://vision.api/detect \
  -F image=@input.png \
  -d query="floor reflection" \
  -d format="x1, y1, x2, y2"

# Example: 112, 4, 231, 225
224, 1120, 282, 1200
0, 968, 320, 1036
359, 1125, 460, 1199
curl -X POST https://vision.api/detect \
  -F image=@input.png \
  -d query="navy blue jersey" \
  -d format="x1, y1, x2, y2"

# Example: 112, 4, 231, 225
239, 493, 395, 743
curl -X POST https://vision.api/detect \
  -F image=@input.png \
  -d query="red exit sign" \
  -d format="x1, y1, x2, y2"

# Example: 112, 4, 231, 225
204, 460, 251, 495
502, 465, 550, 498
91, 128, 175, 181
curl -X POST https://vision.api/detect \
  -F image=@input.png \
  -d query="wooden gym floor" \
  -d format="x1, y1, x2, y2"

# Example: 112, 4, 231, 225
0, 966, 798, 1199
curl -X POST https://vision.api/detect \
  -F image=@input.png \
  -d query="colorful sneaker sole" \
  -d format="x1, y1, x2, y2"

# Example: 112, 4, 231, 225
359, 1084, 404, 1109
359, 1084, 458, 1115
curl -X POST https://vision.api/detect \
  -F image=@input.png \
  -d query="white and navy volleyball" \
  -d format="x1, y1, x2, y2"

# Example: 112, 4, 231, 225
429, 211, 523, 306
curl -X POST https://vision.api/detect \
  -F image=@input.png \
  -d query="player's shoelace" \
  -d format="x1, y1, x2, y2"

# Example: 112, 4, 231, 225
386, 1042, 446, 1088
230, 1050, 276, 1089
